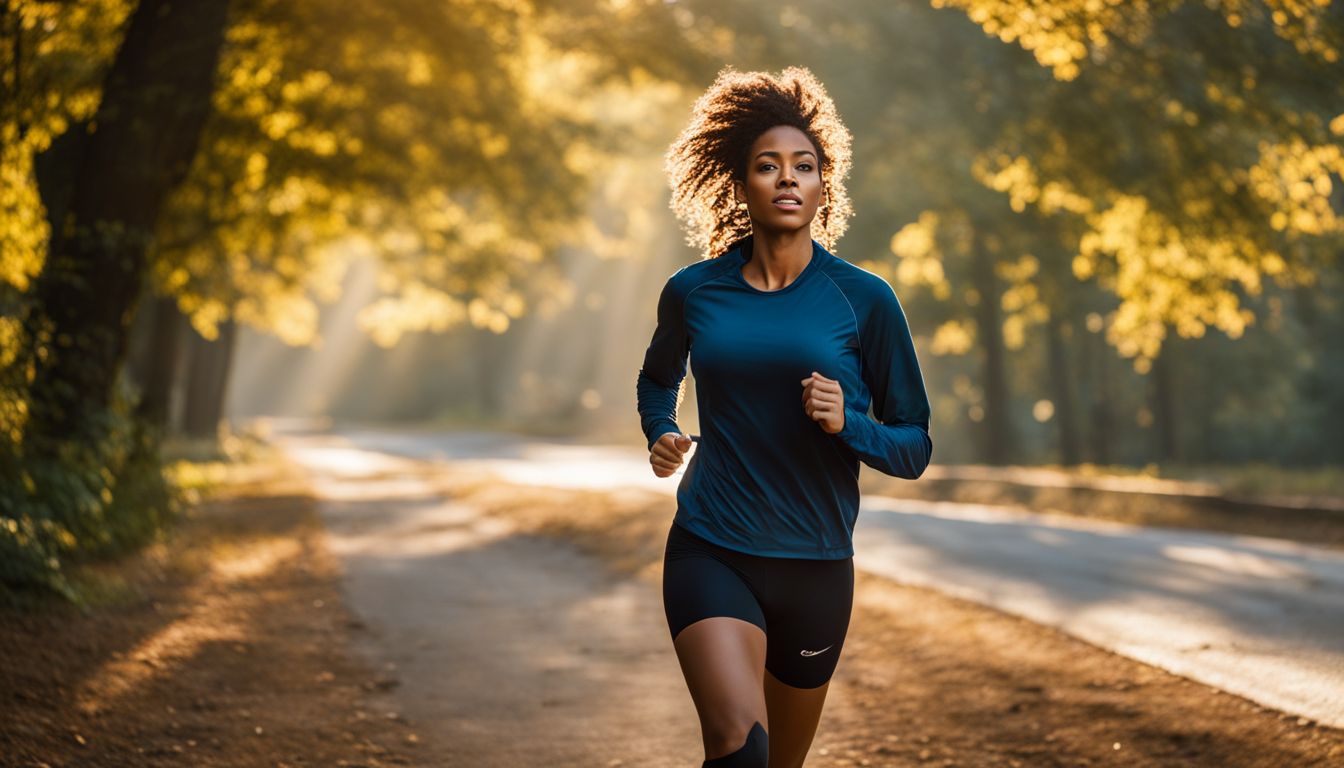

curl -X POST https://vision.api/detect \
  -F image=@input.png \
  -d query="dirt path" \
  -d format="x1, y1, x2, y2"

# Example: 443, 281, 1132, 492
0, 455, 417, 767
295, 439, 705, 766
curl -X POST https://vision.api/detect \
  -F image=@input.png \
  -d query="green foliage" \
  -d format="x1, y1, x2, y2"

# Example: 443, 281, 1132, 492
150, 0, 719, 348
915, 0, 1343, 368
0, 376, 186, 601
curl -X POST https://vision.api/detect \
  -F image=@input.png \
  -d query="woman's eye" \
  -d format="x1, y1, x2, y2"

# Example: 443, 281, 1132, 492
759, 163, 776, 171
797, 163, 813, 171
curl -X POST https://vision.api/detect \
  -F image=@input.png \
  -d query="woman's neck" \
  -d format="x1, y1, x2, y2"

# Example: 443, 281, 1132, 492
742, 229, 812, 291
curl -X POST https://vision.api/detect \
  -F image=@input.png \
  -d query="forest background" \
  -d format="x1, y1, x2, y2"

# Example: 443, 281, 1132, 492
2, 0, 1341, 596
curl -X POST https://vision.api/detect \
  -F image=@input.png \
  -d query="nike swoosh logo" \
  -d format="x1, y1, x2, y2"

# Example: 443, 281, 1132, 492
799, 645, 833, 657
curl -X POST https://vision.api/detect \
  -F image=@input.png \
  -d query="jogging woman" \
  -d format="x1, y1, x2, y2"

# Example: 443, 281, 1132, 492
636, 66, 934, 768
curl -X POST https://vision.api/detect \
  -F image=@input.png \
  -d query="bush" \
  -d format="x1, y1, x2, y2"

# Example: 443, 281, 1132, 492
0, 376, 187, 602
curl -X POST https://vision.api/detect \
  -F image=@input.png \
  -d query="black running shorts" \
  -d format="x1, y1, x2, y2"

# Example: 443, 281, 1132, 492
661, 521, 855, 690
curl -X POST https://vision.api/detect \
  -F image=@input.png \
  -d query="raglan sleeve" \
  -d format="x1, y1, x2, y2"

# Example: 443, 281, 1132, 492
636, 272, 690, 452
833, 281, 933, 478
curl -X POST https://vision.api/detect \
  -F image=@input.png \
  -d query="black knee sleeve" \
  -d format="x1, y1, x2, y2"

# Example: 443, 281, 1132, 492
702, 721, 767, 767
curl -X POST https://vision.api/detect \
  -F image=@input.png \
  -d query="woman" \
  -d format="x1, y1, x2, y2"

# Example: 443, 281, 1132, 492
636, 66, 933, 767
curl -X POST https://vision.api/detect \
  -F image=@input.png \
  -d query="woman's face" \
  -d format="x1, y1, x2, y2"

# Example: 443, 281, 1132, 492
734, 124, 825, 233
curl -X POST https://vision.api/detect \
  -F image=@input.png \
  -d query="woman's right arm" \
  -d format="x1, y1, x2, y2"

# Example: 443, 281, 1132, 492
636, 274, 690, 452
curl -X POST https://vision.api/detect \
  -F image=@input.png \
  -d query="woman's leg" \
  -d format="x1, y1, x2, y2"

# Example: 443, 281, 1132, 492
762, 671, 830, 768
672, 616, 770, 762
756, 556, 854, 767
663, 523, 771, 765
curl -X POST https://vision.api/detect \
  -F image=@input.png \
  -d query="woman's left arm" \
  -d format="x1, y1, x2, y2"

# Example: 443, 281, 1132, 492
832, 283, 933, 479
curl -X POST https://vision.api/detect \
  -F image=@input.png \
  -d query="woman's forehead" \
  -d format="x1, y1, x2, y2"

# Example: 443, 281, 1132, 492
750, 125, 818, 156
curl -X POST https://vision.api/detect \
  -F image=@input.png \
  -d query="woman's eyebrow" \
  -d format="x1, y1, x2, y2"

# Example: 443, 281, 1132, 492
754, 150, 817, 159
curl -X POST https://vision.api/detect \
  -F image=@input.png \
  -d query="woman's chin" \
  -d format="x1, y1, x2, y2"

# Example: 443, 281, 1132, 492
752, 215, 816, 235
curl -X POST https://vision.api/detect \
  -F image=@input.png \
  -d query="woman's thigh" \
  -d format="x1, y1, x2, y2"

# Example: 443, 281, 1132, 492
754, 555, 854, 690
672, 616, 769, 757
663, 524, 767, 643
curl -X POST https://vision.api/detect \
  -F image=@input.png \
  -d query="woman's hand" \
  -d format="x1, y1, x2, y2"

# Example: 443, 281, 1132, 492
650, 432, 694, 477
801, 371, 845, 434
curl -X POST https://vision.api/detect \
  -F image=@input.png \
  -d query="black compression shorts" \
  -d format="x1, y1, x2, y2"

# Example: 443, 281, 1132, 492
661, 521, 855, 690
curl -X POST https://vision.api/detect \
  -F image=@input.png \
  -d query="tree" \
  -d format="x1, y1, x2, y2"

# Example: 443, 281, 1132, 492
20, 0, 230, 449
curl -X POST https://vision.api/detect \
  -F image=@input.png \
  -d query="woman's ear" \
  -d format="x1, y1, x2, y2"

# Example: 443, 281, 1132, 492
732, 178, 745, 204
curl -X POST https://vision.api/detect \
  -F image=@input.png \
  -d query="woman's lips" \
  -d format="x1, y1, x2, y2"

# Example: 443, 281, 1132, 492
772, 199, 803, 210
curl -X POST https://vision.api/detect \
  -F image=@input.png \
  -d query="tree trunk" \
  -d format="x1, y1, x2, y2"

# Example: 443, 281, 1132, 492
183, 316, 237, 439
32, 120, 91, 236
1087, 328, 1114, 465
475, 326, 506, 419
971, 237, 1012, 464
23, 0, 230, 446
1149, 345, 1180, 463
1046, 317, 1082, 465
129, 292, 186, 429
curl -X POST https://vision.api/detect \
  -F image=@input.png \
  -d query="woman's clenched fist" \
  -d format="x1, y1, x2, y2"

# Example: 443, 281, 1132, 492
650, 432, 694, 477
801, 371, 846, 434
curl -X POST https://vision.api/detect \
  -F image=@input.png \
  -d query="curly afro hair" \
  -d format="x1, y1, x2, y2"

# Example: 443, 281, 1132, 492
664, 66, 854, 259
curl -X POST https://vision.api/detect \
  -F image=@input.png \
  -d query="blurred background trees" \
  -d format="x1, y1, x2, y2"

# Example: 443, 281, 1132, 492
3, 0, 1341, 594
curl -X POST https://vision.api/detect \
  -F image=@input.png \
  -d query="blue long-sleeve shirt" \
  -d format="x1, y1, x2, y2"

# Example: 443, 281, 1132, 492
636, 235, 933, 559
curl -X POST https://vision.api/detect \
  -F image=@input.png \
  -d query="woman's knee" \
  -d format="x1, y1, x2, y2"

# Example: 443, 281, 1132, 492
703, 719, 768, 767
703, 711, 768, 756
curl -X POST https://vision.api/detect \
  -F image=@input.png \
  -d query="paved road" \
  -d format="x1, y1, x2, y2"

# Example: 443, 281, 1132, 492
850, 496, 1344, 731
273, 424, 1344, 731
